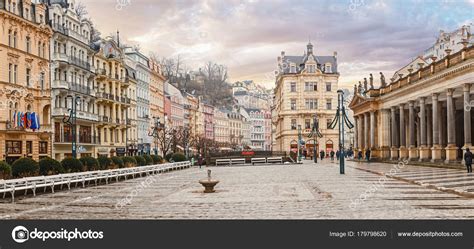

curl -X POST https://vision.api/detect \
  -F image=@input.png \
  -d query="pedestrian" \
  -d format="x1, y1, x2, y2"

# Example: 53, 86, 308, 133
336, 150, 340, 161
198, 154, 203, 169
464, 148, 473, 173
358, 150, 363, 162
365, 148, 371, 162
320, 150, 325, 161
330, 150, 335, 161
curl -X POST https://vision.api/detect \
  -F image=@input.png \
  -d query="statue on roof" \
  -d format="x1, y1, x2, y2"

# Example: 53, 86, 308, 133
354, 84, 357, 95
363, 78, 368, 91
369, 73, 374, 89
358, 81, 362, 94
380, 72, 386, 87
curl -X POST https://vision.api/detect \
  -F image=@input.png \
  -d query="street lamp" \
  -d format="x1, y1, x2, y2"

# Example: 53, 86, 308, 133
62, 95, 81, 158
328, 90, 354, 174
148, 116, 164, 156
297, 125, 302, 163
307, 114, 323, 163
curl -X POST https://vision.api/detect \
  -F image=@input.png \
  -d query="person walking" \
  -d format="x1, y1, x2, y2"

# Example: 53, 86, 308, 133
320, 150, 325, 161
198, 154, 203, 169
336, 150, 340, 161
464, 148, 473, 173
358, 150, 363, 162
365, 148, 371, 162
330, 150, 335, 161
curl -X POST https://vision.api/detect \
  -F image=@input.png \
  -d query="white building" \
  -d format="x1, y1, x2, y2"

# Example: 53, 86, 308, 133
423, 24, 473, 63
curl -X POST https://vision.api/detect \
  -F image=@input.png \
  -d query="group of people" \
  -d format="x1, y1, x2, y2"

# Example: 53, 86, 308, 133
356, 149, 371, 162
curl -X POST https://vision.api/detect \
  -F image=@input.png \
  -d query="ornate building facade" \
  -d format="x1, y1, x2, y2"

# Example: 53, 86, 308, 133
274, 42, 339, 155
350, 44, 473, 163
0, 0, 53, 163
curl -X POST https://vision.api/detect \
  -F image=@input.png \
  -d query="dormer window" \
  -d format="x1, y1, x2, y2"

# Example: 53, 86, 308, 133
307, 64, 316, 73
325, 63, 332, 73
290, 64, 296, 73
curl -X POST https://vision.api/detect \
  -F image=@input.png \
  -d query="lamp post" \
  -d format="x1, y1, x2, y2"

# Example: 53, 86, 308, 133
62, 95, 81, 158
148, 116, 164, 156
328, 90, 354, 174
297, 125, 302, 163
308, 114, 322, 163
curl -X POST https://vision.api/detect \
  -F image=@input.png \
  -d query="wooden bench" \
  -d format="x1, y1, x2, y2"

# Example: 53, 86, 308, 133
251, 158, 267, 165
231, 158, 246, 165
215, 159, 231, 166
266, 157, 283, 164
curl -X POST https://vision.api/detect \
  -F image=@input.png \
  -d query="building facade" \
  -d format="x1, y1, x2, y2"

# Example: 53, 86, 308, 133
124, 47, 151, 155
246, 108, 265, 150
214, 108, 229, 145
274, 42, 339, 156
93, 37, 131, 157
350, 44, 473, 163
47, 0, 98, 160
0, 0, 53, 163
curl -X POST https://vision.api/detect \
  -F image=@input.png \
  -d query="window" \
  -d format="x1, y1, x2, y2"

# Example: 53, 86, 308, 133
13, 31, 17, 48
305, 119, 311, 129
305, 82, 317, 91
39, 141, 48, 154
326, 99, 332, 110
291, 119, 297, 130
8, 64, 12, 83
290, 64, 296, 73
26, 36, 31, 53
8, 30, 12, 46
26, 141, 33, 154
290, 99, 297, 110
305, 99, 317, 110
307, 64, 316, 73
40, 73, 45, 90
25, 68, 32, 87
325, 64, 332, 73
14, 65, 17, 83
290, 82, 296, 92
6, 141, 22, 154
326, 82, 332, 92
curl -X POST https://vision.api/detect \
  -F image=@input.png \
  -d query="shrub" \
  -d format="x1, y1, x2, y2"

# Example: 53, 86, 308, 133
164, 153, 173, 162
61, 157, 83, 173
151, 155, 163, 164
122, 156, 137, 167
143, 154, 153, 165
97, 156, 112, 170
0, 161, 12, 179
171, 152, 187, 162
111, 156, 124, 168
134, 156, 146, 166
80, 156, 100, 171
12, 157, 39, 177
39, 157, 64, 175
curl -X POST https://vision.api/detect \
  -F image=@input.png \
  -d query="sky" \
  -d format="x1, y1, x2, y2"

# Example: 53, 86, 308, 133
80, 0, 473, 89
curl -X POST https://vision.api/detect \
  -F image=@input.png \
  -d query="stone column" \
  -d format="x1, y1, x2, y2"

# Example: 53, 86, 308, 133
354, 116, 359, 151
419, 97, 430, 161
364, 112, 369, 150
390, 106, 399, 160
399, 104, 408, 159
358, 114, 364, 151
431, 93, 442, 162
408, 101, 418, 160
370, 111, 375, 148
380, 109, 391, 159
463, 84, 472, 161
427, 106, 432, 148
445, 88, 458, 163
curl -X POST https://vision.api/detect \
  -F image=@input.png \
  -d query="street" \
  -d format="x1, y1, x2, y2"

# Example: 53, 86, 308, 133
1, 160, 473, 219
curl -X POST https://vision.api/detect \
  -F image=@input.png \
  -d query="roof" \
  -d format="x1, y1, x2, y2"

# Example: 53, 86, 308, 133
282, 54, 337, 74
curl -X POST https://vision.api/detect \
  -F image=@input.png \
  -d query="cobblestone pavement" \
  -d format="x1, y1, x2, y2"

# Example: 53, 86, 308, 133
0, 160, 473, 219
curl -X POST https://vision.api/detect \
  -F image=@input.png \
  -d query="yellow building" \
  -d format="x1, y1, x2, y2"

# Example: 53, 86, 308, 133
149, 59, 165, 121
274, 42, 339, 155
93, 37, 131, 157
0, 1, 53, 164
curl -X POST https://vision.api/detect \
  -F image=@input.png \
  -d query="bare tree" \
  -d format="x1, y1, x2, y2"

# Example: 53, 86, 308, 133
156, 126, 175, 157
74, 2, 88, 20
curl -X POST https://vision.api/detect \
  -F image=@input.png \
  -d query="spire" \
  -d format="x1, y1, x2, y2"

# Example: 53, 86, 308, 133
117, 30, 120, 47
307, 37, 313, 55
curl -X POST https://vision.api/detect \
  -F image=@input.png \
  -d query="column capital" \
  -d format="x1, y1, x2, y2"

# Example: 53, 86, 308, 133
463, 83, 471, 92
419, 96, 426, 103
408, 101, 415, 107
432, 92, 439, 99
399, 103, 405, 109
447, 88, 455, 96
391, 106, 397, 112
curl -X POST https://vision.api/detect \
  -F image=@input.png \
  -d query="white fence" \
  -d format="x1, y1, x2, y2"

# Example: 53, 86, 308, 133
0, 161, 191, 202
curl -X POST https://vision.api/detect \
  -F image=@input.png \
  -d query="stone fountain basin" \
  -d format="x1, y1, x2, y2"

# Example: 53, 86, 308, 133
199, 179, 220, 193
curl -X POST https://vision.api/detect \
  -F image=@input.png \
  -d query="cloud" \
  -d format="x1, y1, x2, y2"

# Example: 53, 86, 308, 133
79, 0, 473, 89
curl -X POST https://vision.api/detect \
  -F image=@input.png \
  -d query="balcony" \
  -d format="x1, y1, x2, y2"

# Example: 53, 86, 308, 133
120, 96, 131, 104
96, 68, 107, 78
70, 83, 92, 95
55, 134, 99, 144
52, 108, 98, 122
52, 79, 69, 89
52, 52, 68, 63
69, 56, 91, 71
